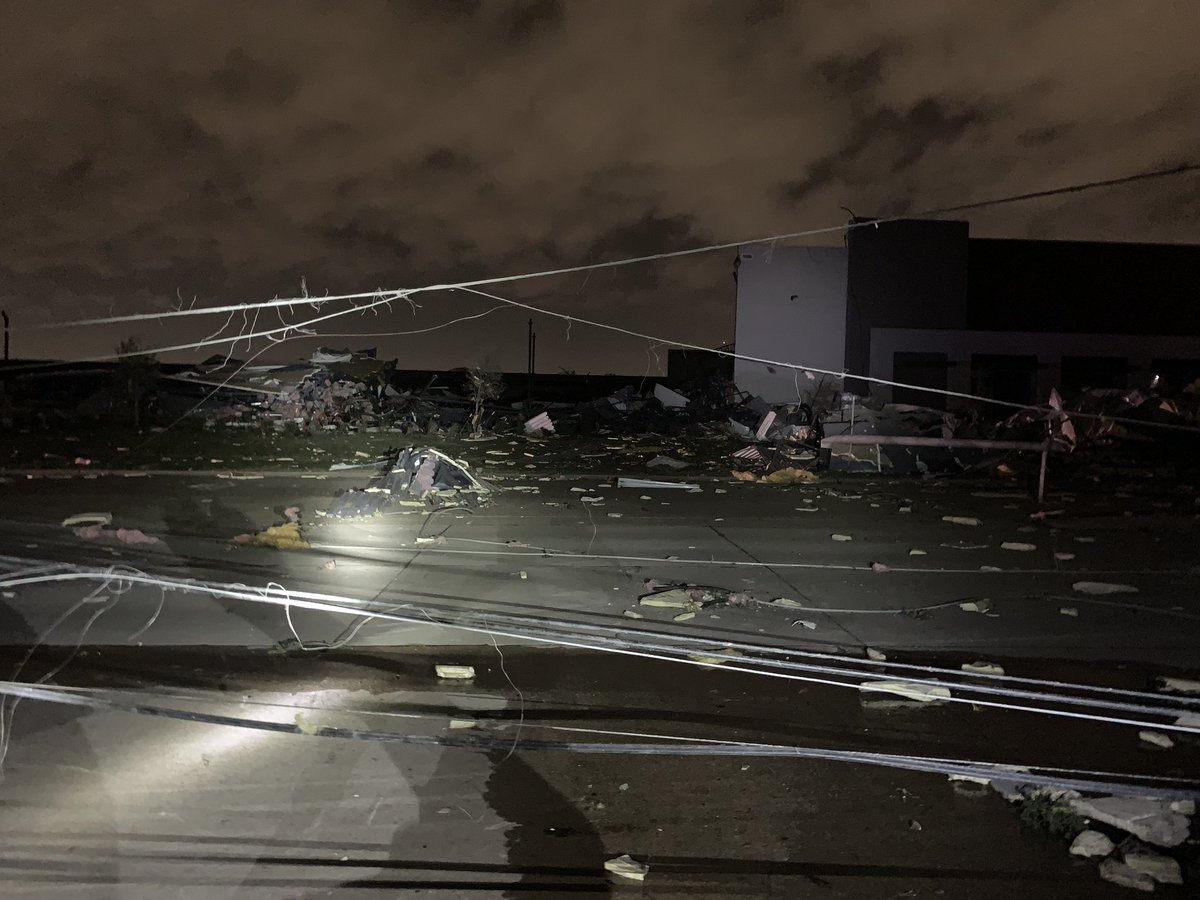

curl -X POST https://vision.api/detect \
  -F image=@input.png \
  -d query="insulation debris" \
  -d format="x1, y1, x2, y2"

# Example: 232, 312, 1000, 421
232, 522, 309, 550
524, 411, 554, 434
435, 665, 476, 680
326, 447, 489, 518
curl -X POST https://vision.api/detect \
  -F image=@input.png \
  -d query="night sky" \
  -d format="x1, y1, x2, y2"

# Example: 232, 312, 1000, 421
2, 1, 1198, 373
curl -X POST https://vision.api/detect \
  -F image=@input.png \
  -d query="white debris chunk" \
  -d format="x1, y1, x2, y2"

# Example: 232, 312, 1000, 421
942, 515, 980, 526
61, 512, 112, 527
449, 718, 477, 729
1157, 677, 1200, 694
959, 599, 993, 614
1054, 552, 1076, 561
1073, 581, 1139, 595
1059, 607, 1079, 617
616, 477, 701, 492
1000, 542, 1036, 552
1069, 797, 1190, 847
1069, 829, 1115, 858
961, 662, 1005, 676
524, 412, 554, 434
1123, 844, 1183, 884
769, 597, 804, 608
604, 854, 649, 881
653, 383, 690, 409
1138, 730, 1174, 749
1169, 799, 1195, 815
831, 533, 853, 541
622, 610, 644, 619
908, 548, 927, 556
1098, 858, 1155, 892
435, 665, 476, 680
866, 648, 887, 662
858, 681, 951, 703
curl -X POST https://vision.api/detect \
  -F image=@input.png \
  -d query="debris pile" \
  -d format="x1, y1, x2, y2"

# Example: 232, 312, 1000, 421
325, 447, 490, 518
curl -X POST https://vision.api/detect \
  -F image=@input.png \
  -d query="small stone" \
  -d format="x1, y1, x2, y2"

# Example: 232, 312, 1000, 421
1068, 829, 1114, 858
866, 648, 887, 662
1098, 858, 1155, 892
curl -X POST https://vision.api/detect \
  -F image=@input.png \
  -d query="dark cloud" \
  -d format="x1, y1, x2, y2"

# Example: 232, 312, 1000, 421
505, 0, 565, 42
0, 1, 1198, 371
781, 98, 993, 203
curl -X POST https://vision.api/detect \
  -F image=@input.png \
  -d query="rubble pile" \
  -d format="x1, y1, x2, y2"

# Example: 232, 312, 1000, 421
325, 447, 490, 518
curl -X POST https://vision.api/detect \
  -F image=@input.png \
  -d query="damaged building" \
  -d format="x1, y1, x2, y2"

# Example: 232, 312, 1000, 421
733, 219, 1200, 408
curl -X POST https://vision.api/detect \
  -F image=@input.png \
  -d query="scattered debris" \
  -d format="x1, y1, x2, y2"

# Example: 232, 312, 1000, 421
908, 548, 927, 556
434, 665, 476, 680
1157, 677, 1200, 694
322, 560, 336, 570
866, 648, 888, 662
961, 662, 1005, 676
61, 512, 112, 527
757, 467, 818, 485
1068, 796, 1190, 847
232, 522, 309, 550
653, 384, 690, 409
74, 525, 162, 545
688, 648, 744, 667
858, 681, 951, 703
616, 477, 700, 492
768, 597, 805, 609
1054, 552, 1076, 561
326, 447, 489, 518
604, 854, 649, 882
622, 610, 644, 619
1138, 730, 1174, 749
942, 516, 980, 526
1059, 607, 1079, 617
831, 533, 853, 542
1073, 581, 1139, 595
524, 411, 555, 434
647, 455, 689, 469
870, 562, 890, 573
1069, 830, 1115, 858
791, 619, 817, 629
959, 599, 993, 614
1000, 542, 1036, 552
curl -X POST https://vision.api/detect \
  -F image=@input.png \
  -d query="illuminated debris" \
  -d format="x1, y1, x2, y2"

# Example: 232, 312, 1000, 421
942, 515, 980, 526
604, 855, 648, 881
616, 477, 700, 492
637, 582, 753, 614
653, 384, 690, 409
435, 665, 475, 680
647, 455, 689, 469
326, 447, 489, 518
524, 411, 554, 434
61, 512, 111, 527
858, 681, 951, 703
73, 524, 161, 545
1138, 730, 1174, 749
961, 662, 1005, 676
232, 522, 309, 550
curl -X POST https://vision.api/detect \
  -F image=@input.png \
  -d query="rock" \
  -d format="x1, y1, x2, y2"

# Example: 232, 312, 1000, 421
1138, 730, 1174, 749
1070, 796, 1190, 847
1069, 829, 1115, 858
866, 648, 887, 662
1098, 858, 1155, 892
1122, 842, 1183, 884
1169, 799, 1194, 816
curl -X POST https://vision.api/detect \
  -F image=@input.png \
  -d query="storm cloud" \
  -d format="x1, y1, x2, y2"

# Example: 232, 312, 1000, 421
0, 1, 1197, 371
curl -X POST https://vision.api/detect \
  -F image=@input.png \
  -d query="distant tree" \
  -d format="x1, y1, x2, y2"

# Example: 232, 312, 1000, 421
113, 337, 158, 430
466, 368, 503, 437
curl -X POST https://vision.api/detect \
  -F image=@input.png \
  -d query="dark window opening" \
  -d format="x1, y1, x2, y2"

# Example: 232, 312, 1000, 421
1060, 356, 1128, 392
970, 353, 1039, 406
